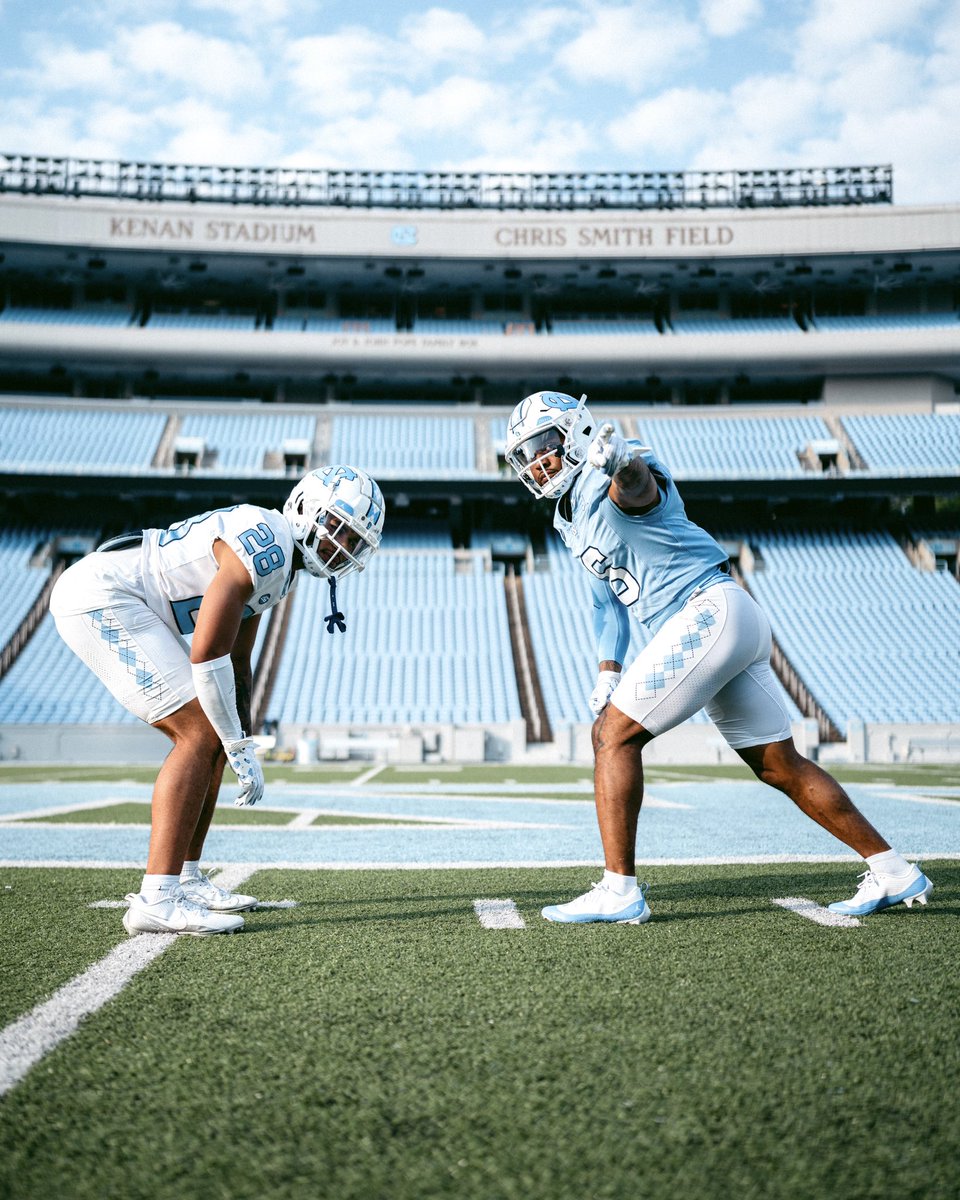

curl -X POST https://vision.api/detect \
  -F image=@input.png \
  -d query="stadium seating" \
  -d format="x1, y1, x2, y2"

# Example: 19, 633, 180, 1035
549, 319, 659, 335
267, 552, 522, 726
0, 406, 167, 470
840, 412, 960, 471
147, 312, 257, 330
634, 415, 832, 476
0, 529, 55, 653
0, 306, 133, 326
329, 415, 476, 472
812, 312, 959, 331
740, 529, 960, 733
669, 316, 800, 334
177, 411, 318, 472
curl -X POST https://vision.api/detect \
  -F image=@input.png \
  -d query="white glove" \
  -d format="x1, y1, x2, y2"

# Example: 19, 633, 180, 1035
225, 738, 265, 807
587, 423, 633, 477
589, 670, 621, 715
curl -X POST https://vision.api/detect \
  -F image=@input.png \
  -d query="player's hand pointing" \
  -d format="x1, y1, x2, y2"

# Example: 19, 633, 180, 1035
587, 424, 633, 477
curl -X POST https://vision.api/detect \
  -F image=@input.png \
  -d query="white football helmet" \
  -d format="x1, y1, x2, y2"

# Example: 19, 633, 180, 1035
283, 465, 385, 580
505, 391, 596, 499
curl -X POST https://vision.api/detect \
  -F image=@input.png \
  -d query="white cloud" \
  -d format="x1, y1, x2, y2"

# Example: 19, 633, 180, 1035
285, 30, 390, 116
554, 3, 703, 89
20, 45, 117, 92
399, 7, 486, 63
157, 99, 284, 166
116, 23, 266, 99
699, 0, 763, 38
608, 87, 727, 157
380, 76, 500, 134
792, 0, 939, 76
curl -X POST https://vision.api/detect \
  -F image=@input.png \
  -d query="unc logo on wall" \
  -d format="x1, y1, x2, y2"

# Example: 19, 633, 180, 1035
391, 225, 418, 246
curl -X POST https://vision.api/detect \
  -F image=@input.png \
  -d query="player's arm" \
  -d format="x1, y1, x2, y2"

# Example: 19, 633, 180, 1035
230, 611, 261, 741
589, 575, 629, 715
588, 424, 659, 510
189, 540, 265, 806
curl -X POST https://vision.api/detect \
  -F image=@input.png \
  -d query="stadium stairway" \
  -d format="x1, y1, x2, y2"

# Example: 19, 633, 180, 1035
503, 565, 552, 744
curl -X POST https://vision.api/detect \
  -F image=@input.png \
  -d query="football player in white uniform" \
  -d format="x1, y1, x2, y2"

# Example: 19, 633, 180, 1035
50, 466, 385, 935
506, 392, 932, 923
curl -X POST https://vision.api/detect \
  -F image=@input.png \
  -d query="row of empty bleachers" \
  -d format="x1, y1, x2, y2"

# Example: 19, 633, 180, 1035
0, 305, 134, 326
629, 414, 833, 477
0, 405, 167, 470
148, 312, 257, 330
328, 414, 476, 472
741, 529, 960, 732
669, 316, 800, 335
0, 529, 55, 651
840, 412, 960, 471
178, 410, 317, 472
267, 552, 522, 726
549, 319, 659, 335
813, 312, 960, 331
3, 306, 957, 335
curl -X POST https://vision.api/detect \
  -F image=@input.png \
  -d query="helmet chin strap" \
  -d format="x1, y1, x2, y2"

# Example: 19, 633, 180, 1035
324, 576, 346, 634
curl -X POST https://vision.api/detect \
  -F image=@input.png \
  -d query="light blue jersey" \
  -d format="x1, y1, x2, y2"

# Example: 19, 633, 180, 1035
554, 445, 729, 659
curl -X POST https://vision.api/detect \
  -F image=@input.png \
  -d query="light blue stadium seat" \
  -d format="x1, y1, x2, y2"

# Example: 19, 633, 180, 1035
0, 406, 167, 470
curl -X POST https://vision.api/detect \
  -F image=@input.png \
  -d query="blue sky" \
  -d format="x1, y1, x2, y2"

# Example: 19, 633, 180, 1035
1, 0, 958, 204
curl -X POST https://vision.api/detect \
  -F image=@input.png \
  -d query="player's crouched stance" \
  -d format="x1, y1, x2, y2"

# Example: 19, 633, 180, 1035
505, 391, 932, 925
49, 466, 385, 935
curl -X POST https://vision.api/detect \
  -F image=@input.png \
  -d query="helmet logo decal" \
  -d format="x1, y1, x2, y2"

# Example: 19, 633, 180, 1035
542, 393, 580, 412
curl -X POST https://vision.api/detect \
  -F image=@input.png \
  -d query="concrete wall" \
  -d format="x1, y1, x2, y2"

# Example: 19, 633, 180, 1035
0, 718, 955, 766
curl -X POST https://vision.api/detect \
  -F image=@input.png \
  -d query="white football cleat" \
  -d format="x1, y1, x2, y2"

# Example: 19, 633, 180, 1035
179, 869, 258, 913
542, 881, 651, 925
122, 889, 244, 936
828, 865, 933, 917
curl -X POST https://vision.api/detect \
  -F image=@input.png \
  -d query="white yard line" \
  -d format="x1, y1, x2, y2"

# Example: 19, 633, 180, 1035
772, 897, 861, 928
473, 899, 526, 929
0, 864, 264, 1097
0, 932, 176, 1098
351, 764, 386, 787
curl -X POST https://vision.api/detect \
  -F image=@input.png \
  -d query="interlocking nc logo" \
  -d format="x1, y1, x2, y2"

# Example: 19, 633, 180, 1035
391, 225, 418, 246
543, 393, 579, 411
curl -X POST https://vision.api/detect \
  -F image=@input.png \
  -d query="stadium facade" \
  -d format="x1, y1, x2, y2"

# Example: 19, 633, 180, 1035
0, 156, 957, 765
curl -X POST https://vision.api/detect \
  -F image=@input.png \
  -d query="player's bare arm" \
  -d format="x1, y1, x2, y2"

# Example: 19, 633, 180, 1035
608, 455, 658, 512
230, 611, 261, 737
190, 540, 255, 664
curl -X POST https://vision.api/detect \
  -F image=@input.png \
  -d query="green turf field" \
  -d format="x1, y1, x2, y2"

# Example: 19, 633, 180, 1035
1, 861, 958, 1200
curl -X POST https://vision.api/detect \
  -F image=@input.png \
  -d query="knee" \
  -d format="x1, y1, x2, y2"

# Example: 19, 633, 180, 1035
592, 707, 650, 756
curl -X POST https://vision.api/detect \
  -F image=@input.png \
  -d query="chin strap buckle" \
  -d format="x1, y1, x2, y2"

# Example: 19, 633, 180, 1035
324, 577, 346, 634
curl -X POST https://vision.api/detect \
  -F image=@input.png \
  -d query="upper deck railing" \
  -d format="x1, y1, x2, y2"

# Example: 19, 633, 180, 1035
0, 155, 893, 211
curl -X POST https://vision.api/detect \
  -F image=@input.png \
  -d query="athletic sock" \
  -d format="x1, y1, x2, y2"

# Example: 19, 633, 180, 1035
140, 873, 181, 900
603, 869, 637, 895
866, 850, 912, 877
180, 860, 201, 881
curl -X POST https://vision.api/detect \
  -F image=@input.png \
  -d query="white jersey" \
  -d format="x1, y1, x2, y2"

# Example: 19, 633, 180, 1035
50, 503, 298, 638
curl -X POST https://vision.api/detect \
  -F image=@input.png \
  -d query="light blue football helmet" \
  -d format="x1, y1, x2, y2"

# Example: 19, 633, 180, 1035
505, 391, 595, 499
284, 465, 385, 580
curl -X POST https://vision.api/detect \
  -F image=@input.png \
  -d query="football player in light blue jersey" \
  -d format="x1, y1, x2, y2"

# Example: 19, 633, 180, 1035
51, 466, 384, 935
505, 391, 932, 923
